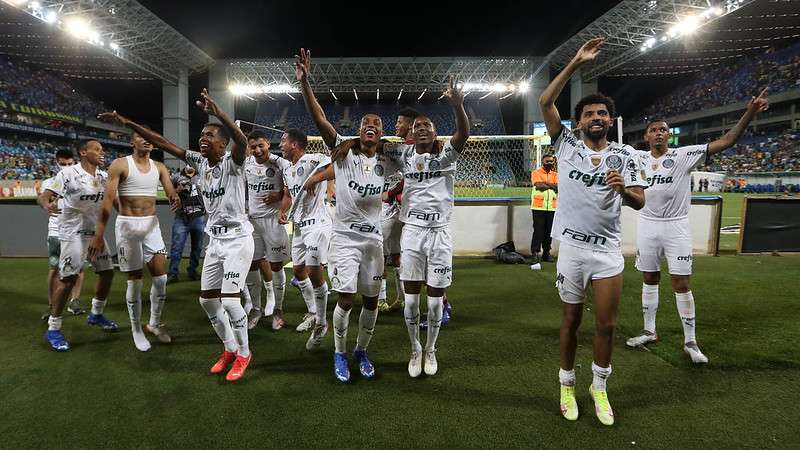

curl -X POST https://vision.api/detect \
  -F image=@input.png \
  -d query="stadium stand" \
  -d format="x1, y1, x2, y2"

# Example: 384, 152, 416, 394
636, 41, 800, 122
254, 99, 507, 136
704, 129, 800, 174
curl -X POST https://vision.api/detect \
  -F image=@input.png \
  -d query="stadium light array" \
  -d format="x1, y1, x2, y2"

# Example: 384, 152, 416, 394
418, 89, 427, 101
376, 88, 380, 101
397, 89, 403, 101
228, 83, 300, 96
353, 88, 359, 101
329, 89, 338, 101
640, 4, 731, 53
459, 82, 524, 93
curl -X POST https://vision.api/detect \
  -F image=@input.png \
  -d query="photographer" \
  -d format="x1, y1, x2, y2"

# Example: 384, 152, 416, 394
167, 165, 206, 283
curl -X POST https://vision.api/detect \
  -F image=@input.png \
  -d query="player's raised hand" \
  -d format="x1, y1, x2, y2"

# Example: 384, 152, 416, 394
748, 87, 769, 113
97, 110, 128, 126
195, 88, 221, 116
573, 37, 605, 64
87, 235, 105, 261
294, 48, 311, 81
443, 75, 464, 106
606, 169, 625, 194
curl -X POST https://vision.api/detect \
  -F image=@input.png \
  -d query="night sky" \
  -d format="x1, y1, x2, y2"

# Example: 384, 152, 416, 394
70, 0, 689, 139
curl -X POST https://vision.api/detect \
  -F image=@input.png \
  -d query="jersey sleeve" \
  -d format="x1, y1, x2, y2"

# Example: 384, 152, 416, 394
381, 142, 407, 173
623, 151, 649, 189
185, 150, 204, 172
678, 144, 709, 171
552, 127, 577, 160
325, 134, 345, 152
46, 172, 65, 196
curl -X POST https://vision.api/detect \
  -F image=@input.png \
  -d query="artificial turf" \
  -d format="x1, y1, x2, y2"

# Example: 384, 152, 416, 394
1, 254, 798, 449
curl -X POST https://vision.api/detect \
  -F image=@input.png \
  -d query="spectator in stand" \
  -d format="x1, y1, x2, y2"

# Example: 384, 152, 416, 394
167, 165, 206, 284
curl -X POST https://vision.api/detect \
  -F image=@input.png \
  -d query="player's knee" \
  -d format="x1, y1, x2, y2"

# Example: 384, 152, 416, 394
337, 295, 354, 310
427, 286, 445, 297
642, 271, 660, 285
292, 265, 307, 278
595, 318, 617, 336
249, 260, 261, 271
670, 275, 690, 293
127, 269, 144, 280
362, 296, 378, 310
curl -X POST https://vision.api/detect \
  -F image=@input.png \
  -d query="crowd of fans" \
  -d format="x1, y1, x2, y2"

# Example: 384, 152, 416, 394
254, 99, 507, 136
0, 55, 106, 120
0, 134, 125, 180
703, 129, 800, 173
637, 41, 800, 121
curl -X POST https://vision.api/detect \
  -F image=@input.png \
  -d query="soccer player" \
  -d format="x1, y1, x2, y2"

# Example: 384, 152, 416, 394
90, 130, 180, 352
377, 108, 418, 313
626, 88, 770, 363
297, 48, 400, 382
39, 139, 120, 351
395, 75, 469, 378
38, 149, 86, 321
539, 37, 647, 426
244, 130, 292, 330
99, 89, 254, 381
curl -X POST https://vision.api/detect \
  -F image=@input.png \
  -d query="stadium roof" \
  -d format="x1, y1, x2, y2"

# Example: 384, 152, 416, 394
539, 0, 800, 81
225, 57, 534, 99
0, 0, 214, 84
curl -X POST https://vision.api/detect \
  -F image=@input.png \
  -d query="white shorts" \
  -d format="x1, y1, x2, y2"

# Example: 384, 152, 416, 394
555, 242, 624, 304
291, 224, 331, 267
400, 224, 453, 289
382, 214, 403, 256
329, 231, 384, 296
115, 215, 166, 272
201, 235, 255, 293
250, 216, 289, 263
635, 217, 693, 276
59, 238, 113, 279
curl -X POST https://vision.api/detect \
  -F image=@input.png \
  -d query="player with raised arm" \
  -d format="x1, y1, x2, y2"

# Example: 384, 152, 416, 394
99, 89, 254, 381
298, 48, 401, 382
38, 149, 86, 321
89, 130, 180, 352
396, 75, 469, 378
39, 139, 120, 351
243, 130, 292, 330
377, 107, 418, 313
538, 38, 647, 426
626, 88, 770, 363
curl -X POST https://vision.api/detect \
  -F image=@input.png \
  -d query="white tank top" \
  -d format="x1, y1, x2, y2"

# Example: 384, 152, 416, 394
118, 156, 159, 197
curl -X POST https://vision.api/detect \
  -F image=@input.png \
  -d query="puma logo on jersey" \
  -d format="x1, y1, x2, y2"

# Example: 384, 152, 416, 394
348, 180, 382, 198
248, 182, 275, 192
568, 170, 606, 188
404, 171, 443, 182
79, 193, 104, 203
647, 174, 674, 186
562, 227, 607, 245
203, 187, 226, 199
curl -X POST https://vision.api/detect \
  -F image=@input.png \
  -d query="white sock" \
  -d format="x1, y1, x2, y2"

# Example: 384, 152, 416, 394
272, 268, 286, 310
355, 306, 378, 350
246, 270, 262, 312
676, 291, 696, 344
333, 304, 351, 353
403, 293, 422, 353
591, 362, 612, 391
48, 315, 63, 331
199, 297, 237, 353
263, 280, 275, 315
642, 283, 659, 334
559, 368, 576, 386
313, 283, 329, 326
126, 279, 143, 331
378, 278, 387, 301
297, 278, 316, 314
394, 267, 405, 301
222, 297, 250, 357
425, 296, 444, 351
91, 298, 106, 315
149, 274, 167, 327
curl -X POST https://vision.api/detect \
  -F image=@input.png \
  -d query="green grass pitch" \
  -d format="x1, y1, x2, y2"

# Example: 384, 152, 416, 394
1, 252, 798, 448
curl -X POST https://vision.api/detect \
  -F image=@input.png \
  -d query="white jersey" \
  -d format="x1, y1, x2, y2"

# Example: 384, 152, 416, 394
244, 154, 291, 219
330, 135, 400, 241
283, 152, 332, 231
550, 128, 648, 252
41, 177, 62, 238
392, 140, 458, 228
380, 172, 403, 220
46, 164, 107, 242
185, 150, 253, 240
637, 144, 707, 221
